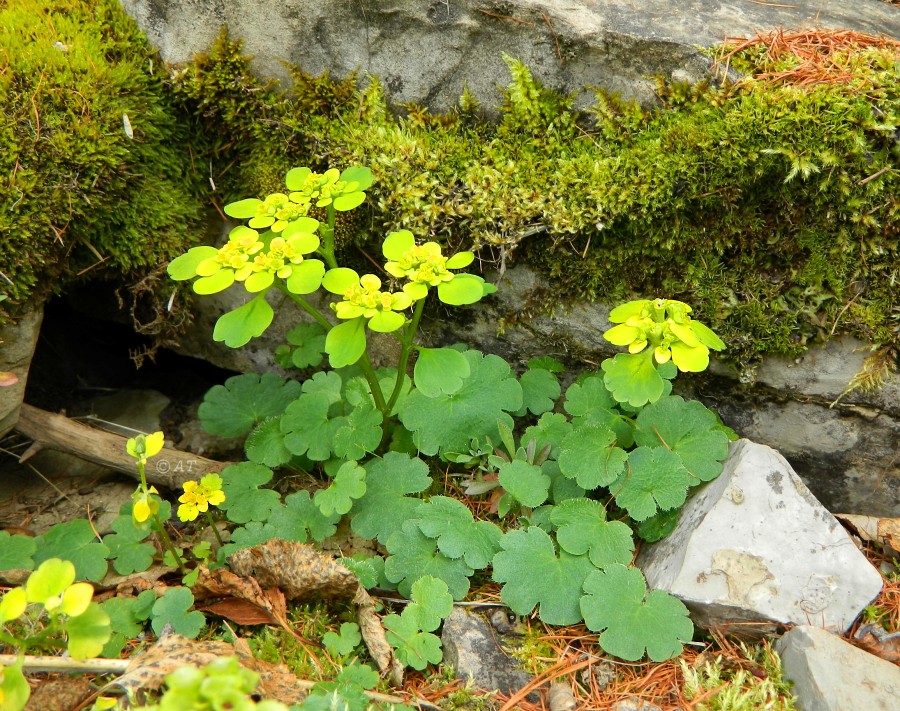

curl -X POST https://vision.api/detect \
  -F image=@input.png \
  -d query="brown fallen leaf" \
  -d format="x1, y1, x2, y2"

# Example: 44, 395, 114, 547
25, 678, 93, 711
110, 630, 308, 706
853, 623, 900, 665
108, 630, 441, 710
228, 539, 358, 603
835, 513, 900, 555
354, 586, 404, 686
193, 566, 286, 626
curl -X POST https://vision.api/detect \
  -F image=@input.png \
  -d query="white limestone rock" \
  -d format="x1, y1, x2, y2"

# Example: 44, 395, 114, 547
776, 625, 900, 711
637, 439, 883, 634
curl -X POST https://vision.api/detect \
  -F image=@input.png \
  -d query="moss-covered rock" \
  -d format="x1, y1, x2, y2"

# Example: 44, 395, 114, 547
0, 0, 203, 318
167, 32, 899, 370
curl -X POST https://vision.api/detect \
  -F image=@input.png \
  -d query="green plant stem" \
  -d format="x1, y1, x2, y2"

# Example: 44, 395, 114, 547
318, 206, 338, 269
151, 514, 188, 575
0, 627, 23, 649
276, 284, 333, 331
356, 352, 389, 417
387, 297, 427, 412
205, 511, 224, 547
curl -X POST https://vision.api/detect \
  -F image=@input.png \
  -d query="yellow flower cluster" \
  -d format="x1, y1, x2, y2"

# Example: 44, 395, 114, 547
288, 168, 359, 209
603, 298, 725, 373
177, 473, 226, 522
194, 224, 321, 293
249, 193, 309, 232
382, 230, 474, 300
323, 269, 413, 332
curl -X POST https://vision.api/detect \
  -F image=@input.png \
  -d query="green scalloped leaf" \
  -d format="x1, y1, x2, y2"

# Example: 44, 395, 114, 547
314, 461, 367, 516
332, 404, 383, 461
323, 622, 362, 658
102, 509, 155, 576
268, 490, 340, 542
580, 565, 693, 661
634, 395, 729, 482
278, 322, 326, 369
601, 351, 665, 407
198, 373, 302, 437
492, 527, 594, 626
399, 350, 523, 456
613, 447, 692, 522
245, 416, 293, 468
563, 374, 618, 414
213, 294, 274, 348
150, 587, 205, 639
557, 424, 628, 490
522, 412, 573, 461
0, 531, 36, 571
33, 521, 110, 583
415, 496, 502, 569
550, 499, 634, 567
350, 453, 431, 545
281, 391, 341, 461
218, 463, 282, 524
384, 521, 473, 600
498, 459, 551, 508
413, 347, 471, 397
403, 575, 454, 633
383, 610, 443, 671
515, 367, 561, 416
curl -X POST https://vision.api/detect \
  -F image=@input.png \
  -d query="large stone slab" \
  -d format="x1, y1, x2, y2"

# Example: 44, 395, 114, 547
776, 625, 900, 711
0, 305, 44, 438
637, 439, 883, 634
121, 0, 900, 110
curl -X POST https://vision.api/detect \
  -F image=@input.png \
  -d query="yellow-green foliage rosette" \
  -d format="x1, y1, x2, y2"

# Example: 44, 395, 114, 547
604, 298, 725, 373
382, 230, 493, 305
167, 220, 324, 296
322, 269, 413, 333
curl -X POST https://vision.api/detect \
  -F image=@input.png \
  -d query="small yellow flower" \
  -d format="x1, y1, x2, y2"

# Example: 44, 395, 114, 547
126, 432, 164, 465
381, 230, 475, 301
177, 474, 225, 522
132, 487, 160, 523
322, 268, 413, 333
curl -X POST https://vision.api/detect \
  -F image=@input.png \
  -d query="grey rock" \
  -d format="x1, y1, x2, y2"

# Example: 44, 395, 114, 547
776, 625, 900, 711
0, 305, 43, 438
122, 0, 900, 112
440, 607, 536, 698
83, 389, 171, 435
637, 439, 883, 635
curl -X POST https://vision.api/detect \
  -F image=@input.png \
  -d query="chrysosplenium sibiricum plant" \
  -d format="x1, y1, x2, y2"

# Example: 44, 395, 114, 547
164, 165, 736, 665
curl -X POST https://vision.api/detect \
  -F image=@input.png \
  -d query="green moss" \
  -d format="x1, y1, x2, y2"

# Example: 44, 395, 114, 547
681, 641, 797, 710
169, 33, 899, 367
0, 0, 204, 317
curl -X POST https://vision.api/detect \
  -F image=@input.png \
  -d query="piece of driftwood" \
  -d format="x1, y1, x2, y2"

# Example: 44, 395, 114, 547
14, 403, 230, 489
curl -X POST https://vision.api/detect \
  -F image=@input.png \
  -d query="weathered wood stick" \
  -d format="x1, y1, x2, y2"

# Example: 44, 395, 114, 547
0, 654, 129, 674
14, 403, 230, 489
